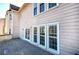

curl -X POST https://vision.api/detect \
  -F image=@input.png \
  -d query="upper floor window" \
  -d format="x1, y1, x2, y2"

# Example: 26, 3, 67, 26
6, 13, 8, 15
48, 3, 57, 9
33, 3, 58, 16
40, 3, 45, 13
10, 14, 12, 20
34, 3, 37, 16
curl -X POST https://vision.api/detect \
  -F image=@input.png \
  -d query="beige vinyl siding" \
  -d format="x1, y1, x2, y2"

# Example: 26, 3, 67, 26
19, 4, 34, 39
12, 12, 20, 38
33, 3, 79, 54
19, 3, 79, 54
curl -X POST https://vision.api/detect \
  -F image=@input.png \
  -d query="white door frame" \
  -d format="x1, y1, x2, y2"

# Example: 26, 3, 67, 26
20, 28, 25, 40
31, 26, 39, 45
24, 27, 31, 42
47, 22, 60, 54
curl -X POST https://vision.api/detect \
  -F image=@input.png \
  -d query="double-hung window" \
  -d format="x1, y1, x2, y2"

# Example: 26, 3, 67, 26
47, 23, 59, 54
40, 3, 45, 13
48, 3, 57, 9
49, 25, 57, 50
34, 3, 37, 16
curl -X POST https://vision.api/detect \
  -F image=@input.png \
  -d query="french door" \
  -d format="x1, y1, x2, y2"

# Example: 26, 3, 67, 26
32, 23, 59, 54
32, 26, 38, 45
25, 28, 30, 41
39, 25, 46, 49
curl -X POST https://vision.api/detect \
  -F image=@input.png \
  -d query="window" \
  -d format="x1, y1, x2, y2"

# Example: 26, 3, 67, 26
6, 13, 8, 15
48, 3, 57, 9
48, 25, 57, 50
34, 3, 37, 16
9, 29, 11, 34
47, 23, 59, 54
40, 26, 45, 46
40, 3, 45, 13
25, 29, 30, 40
33, 27, 37, 43
10, 14, 12, 20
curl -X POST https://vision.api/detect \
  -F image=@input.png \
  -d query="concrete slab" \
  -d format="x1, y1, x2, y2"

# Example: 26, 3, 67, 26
0, 39, 52, 55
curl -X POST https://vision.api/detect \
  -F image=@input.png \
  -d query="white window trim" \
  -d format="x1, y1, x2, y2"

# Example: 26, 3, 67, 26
47, 22, 60, 54
31, 26, 39, 46
33, 3, 38, 16
22, 28, 26, 40
23, 23, 59, 54
47, 3, 59, 11
33, 3, 47, 16
36, 3, 47, 16
38, 24, 47, 49
39, 3, 46, 14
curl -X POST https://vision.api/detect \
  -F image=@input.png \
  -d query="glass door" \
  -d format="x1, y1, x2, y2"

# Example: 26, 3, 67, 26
39, 26, 46, 48
33, 27, 37, 43
25, 29, 30, 40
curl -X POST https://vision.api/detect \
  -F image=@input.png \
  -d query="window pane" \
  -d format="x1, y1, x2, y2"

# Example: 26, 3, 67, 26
34, 7, 37, 15
34, 35, 37, 42
49, 38, 57, 50
40, 36, 45, 45
49, 25, 57, 37
34, 3, 37, 16
28, 29, 30, 39
40, 3, 45, 13
25, 29, 27, 39
34, 27, 37, 34
48, 3, 57, 8
40, 26, 45, 35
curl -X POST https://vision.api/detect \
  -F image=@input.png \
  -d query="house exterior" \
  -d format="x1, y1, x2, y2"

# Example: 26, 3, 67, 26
5, 4, 20, 38
0, 18, 5, 35
6, 3, 79, 55
0, 18, 12, 41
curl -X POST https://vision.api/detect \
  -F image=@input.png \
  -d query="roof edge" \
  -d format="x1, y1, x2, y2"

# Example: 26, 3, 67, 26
17, 3, 29, 13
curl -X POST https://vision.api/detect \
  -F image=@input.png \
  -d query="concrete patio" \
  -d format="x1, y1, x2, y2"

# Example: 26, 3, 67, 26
0, 38, 52, 55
